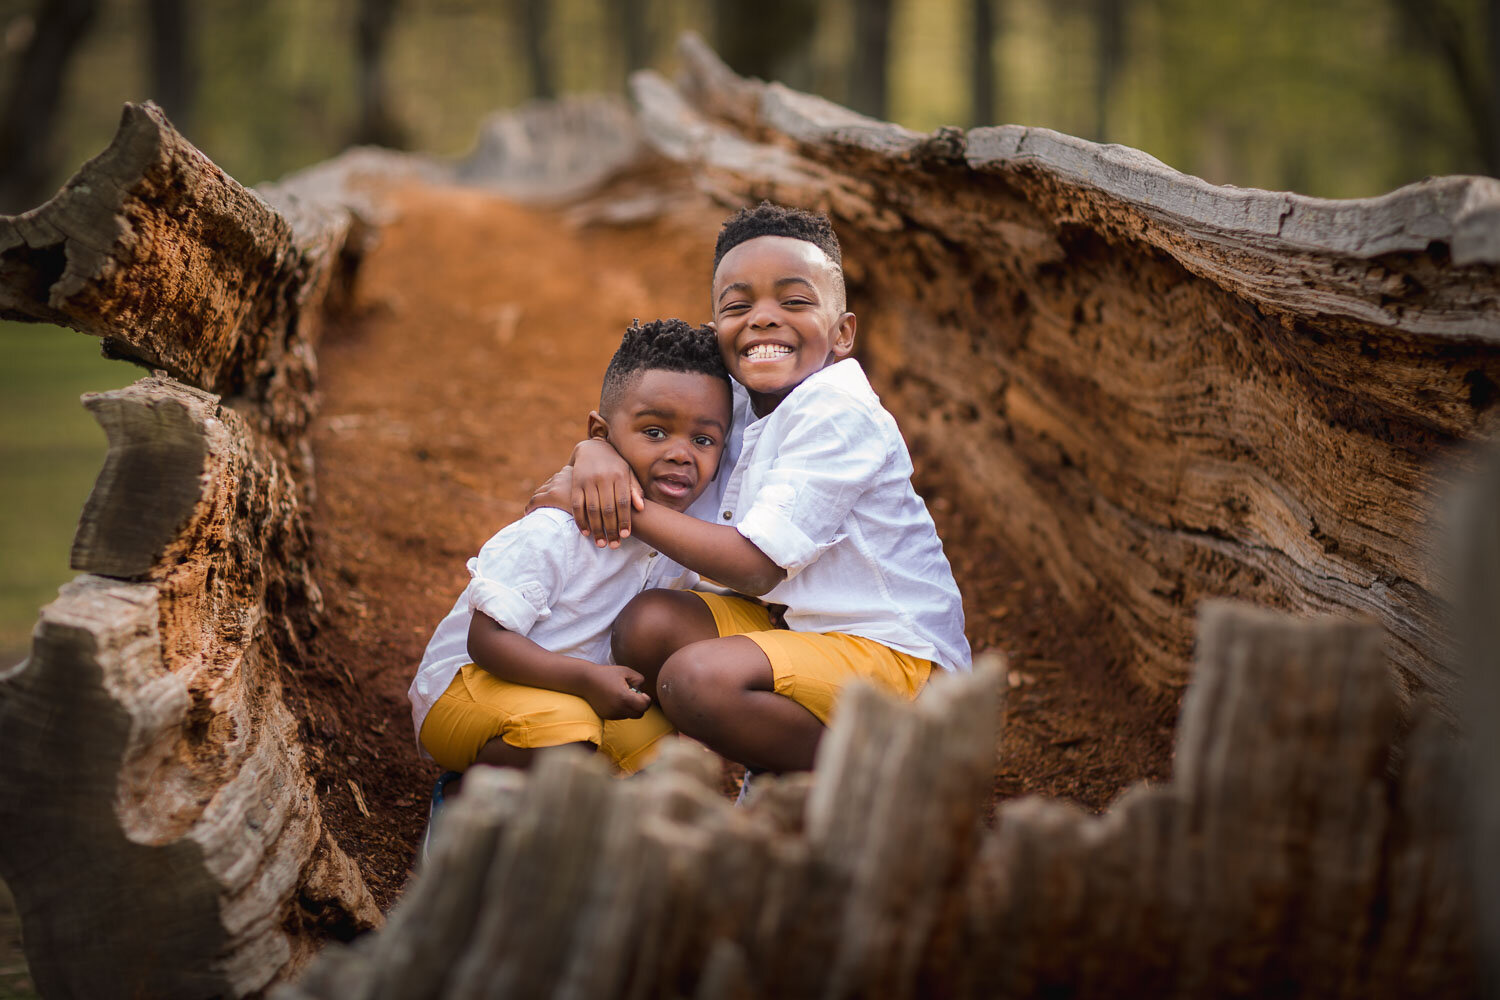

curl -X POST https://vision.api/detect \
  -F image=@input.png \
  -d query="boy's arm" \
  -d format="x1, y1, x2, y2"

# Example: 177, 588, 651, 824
524, 439, 641, 547
629, 501, 787, 597
466, 613, 650, 720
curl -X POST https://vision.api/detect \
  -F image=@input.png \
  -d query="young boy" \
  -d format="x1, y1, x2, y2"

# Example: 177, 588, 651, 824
533, 204, 971, 775
408, 319, 732, 780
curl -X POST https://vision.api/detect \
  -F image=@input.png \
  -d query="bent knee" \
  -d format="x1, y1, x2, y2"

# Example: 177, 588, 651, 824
611, 589, 708, 667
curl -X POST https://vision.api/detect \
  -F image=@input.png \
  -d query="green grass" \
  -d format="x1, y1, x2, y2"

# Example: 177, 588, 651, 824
0, 321, 140, 665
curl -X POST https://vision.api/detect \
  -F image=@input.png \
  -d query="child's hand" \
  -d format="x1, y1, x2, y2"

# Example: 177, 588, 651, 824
579, 664, 652, 720
526, 466, 575, 515
569, 438, 644, 547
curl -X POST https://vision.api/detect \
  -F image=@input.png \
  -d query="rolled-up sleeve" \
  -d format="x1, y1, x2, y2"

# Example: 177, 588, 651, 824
465, 515, 573, 635
735, 393, 889, 578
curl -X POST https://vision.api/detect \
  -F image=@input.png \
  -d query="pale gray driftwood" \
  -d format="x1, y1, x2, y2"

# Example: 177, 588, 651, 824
633, 35, 1500, 707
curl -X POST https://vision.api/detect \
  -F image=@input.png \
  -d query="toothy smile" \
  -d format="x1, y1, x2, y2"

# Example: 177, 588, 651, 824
744, 344, 793, 361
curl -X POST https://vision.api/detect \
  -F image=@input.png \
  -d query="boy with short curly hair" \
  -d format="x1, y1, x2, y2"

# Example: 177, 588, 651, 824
408, 318, 732, 781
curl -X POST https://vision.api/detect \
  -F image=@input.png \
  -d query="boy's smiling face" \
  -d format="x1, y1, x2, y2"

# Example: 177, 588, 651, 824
588, 370, 732, 512
711, 235, 856, 417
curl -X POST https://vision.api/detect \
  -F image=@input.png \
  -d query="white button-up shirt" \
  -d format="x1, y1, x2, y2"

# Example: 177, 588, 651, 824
718, 359, 972, 673
407, 508, 697, 753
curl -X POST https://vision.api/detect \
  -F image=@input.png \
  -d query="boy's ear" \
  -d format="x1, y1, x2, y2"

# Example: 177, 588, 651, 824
586, 410, 610, 441
831, 312, 857, 358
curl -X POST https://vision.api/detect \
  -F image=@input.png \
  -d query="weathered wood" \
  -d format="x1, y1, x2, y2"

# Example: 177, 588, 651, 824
283, 604, 1474, 999
0, 376, 380, 998
633, 35, 1500, 710
275, 661, 1004, 1000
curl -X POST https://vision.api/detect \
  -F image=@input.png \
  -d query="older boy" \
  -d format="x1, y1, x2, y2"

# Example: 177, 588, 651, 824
534, 204, 970, 775
408, 319, 732, 779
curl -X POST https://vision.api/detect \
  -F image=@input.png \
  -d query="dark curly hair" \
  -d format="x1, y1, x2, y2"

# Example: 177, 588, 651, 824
600, 318, 729, 412
712, 201, 845, 310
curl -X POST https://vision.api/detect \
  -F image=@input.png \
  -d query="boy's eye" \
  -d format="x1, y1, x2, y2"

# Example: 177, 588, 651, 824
643, 428, 666, 439
693, 435, 716, 448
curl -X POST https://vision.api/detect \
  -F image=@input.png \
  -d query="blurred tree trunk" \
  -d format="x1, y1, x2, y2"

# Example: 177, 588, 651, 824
970, 0, 996, 126
145, 0, 195, 138
352, 0, 408, 147
616, 0, 651, 86
1389, 0, 1500, 175
0, 0, 99, 212
848, 0, 892, 119
710, 0, 817, 91
1091, 0, 1125, 141
520, 0, 554, 100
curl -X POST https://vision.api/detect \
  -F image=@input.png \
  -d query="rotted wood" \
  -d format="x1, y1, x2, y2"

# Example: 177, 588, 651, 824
281, 602, 1473, 999
0, 377, 381, 998
633, 35, 1500, 709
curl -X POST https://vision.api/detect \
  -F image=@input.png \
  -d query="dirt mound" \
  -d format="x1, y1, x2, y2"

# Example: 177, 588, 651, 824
291, 178, 1177, 908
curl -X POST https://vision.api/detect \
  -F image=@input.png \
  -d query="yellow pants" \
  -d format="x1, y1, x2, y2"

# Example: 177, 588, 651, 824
690, 592, 933, 726
419, 664, 673, 774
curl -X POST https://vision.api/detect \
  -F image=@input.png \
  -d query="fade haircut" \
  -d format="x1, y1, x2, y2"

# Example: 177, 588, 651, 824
600, 318, 729, 413
712, 202, 846, 311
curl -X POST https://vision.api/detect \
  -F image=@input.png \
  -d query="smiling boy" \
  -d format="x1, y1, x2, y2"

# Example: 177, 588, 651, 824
408, 319, 731, 781
537, 204, 971, 775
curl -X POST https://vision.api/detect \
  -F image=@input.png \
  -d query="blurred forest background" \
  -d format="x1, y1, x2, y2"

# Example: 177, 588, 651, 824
0, 0, 1497, 671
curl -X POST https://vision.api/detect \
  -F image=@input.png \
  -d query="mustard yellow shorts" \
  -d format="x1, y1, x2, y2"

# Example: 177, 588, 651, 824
418, 664, 673, 775
689, 592, 934, 726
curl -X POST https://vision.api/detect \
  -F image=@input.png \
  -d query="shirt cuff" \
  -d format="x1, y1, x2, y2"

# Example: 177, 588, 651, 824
466, 564, 548, 634
736, 501, 842, 579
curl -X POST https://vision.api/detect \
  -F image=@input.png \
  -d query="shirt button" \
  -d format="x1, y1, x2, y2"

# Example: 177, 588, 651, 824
648, 551, 658, 558
722, 511, 732, 520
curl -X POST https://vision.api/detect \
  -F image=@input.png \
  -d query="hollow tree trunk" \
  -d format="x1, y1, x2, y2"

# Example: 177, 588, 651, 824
1, 34, 1495, 999
633, 34, 1500, 713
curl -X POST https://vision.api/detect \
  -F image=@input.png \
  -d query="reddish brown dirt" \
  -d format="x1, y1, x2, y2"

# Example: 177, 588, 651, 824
287, 178, 1179, 910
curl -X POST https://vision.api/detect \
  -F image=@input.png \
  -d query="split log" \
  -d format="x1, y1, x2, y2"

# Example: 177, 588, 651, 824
633, 35, 1500, 708
0, 103, 387, 998
0, 377, 381, 999
281, 604, 1474, 999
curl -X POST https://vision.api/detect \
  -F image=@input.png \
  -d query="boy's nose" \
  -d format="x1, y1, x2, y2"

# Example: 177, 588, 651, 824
747, 302, 780, 328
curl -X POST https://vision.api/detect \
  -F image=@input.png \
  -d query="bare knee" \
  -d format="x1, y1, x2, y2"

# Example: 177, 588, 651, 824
611, 589, 709, 672
657, 644, 731, 735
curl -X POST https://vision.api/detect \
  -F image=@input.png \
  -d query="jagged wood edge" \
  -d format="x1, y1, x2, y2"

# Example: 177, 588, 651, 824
660, 32, 1500, 342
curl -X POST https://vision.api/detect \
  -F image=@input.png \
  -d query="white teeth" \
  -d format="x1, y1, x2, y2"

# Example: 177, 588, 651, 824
745, 344, 793, 360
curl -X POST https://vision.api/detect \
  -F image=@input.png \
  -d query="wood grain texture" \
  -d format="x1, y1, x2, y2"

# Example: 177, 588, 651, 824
632, 34, 1500, 705
282, 607, 1475, 998
0, 376, 381, 998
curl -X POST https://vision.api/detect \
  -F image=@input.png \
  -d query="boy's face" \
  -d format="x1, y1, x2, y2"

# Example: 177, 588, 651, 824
710, 235, 856, 415
588, 370, 732, 512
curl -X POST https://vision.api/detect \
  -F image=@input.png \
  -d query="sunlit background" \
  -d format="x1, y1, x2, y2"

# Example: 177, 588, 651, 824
1, 0, 1495, 667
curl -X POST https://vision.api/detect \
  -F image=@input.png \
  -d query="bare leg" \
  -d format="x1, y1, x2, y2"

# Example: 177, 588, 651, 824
610, 589, 720, 698
656, 636, 824, 773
